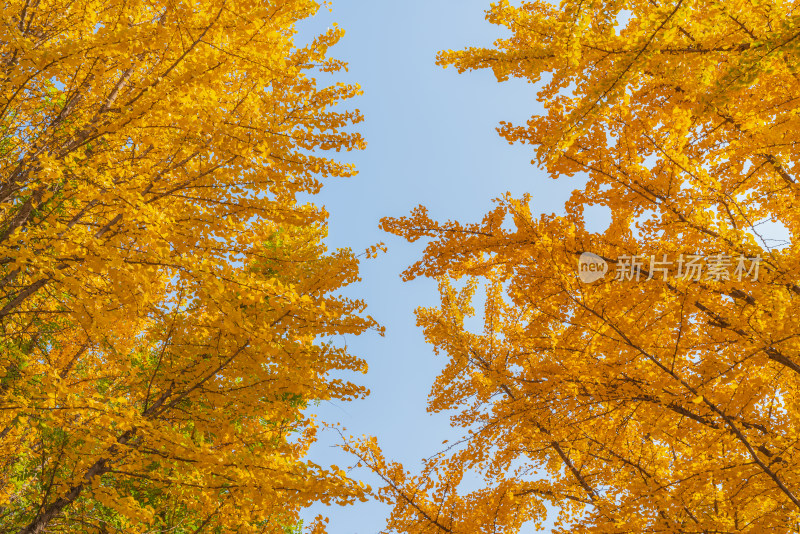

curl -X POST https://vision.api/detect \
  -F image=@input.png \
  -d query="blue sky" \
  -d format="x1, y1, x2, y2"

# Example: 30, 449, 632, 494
295, 1, 596, 532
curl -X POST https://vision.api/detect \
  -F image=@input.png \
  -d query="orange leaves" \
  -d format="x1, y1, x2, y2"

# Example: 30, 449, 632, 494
0, 0, 375, 532
364, 1, 800, 533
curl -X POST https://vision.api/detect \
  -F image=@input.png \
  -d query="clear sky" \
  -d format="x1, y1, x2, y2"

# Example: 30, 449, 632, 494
295, 1, 604, 532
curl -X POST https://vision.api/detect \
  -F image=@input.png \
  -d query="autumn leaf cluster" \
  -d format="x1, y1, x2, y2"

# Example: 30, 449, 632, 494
0, 0, 377, 532
356, 1, 800, 533
7, 0, 800, 533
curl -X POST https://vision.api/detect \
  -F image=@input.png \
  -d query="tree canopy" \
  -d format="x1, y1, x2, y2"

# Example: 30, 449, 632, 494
354, 1, 800, 532
0, 0, 376, 532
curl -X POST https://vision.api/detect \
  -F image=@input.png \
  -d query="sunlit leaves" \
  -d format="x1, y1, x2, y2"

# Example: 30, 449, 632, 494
369, 1, 800, 532
0, 0, 374, 532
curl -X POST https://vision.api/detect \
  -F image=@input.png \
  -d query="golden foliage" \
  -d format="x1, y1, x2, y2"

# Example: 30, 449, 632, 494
362, 1, 800, 532
0, 0, 376, 532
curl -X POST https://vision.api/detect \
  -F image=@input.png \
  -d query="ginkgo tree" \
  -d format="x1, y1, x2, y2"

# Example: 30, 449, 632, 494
351, 0, 800, 532
0, 0, 378, 532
